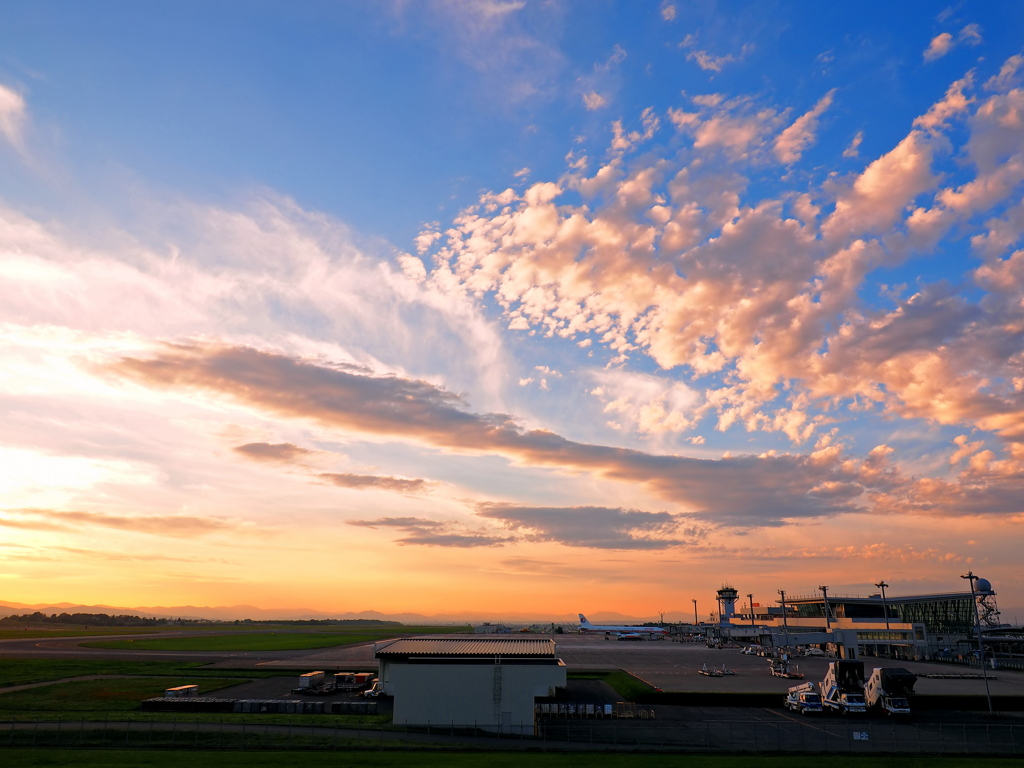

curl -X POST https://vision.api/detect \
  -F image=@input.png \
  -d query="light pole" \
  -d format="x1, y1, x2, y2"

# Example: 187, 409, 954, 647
819, 585, 831, 631
961, 571, 993, 714
875, 581, 890, 629
748, 593, 756, 628
875, 580, 890, 659
692, 598, 698, 626
778, 589, 789, 648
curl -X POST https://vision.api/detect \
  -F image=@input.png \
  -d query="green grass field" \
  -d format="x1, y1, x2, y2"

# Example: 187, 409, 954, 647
82, 625, 470, 652
83, 632, 388, 652
0, 629, 160, 640
0, 751, 1021, 768
0, 677, 245, 712
0, 660, 294, 688
570, 670, 656, 701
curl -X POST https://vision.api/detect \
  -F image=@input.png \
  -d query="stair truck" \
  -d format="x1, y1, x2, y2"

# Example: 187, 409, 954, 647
820, 660, 867, 715
864, 667, 916, 716
784, 681, 823, 714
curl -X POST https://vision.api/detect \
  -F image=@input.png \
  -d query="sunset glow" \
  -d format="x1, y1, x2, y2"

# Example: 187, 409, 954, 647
2, 2, 1024, 622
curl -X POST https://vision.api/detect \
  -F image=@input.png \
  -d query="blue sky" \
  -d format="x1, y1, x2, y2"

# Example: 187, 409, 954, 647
1, 1, 1023, 621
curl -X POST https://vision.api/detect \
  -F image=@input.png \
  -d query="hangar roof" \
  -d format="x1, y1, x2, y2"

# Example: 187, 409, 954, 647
375, 637, 557, 659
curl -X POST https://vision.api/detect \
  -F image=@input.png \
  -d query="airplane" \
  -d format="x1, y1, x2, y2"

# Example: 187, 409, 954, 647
577, 613, 668, 637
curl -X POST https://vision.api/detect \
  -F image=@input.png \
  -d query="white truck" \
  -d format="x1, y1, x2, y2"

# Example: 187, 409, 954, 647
784, 681, 823, 714
820, 660, 867, 715
864, 667, 916, 716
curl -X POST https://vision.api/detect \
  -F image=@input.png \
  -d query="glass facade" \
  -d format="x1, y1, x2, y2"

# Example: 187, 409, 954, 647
787, 594, 978, 634
892, 596, 975, 634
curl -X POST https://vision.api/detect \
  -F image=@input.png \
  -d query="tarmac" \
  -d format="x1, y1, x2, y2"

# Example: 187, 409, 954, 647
3, 630, 1024, 699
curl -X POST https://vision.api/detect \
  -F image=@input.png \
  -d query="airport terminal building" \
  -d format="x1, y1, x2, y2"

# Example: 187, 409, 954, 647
715, 582, 1001, 661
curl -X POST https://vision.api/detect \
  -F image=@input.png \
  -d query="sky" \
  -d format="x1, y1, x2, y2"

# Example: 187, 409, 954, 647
2, 1, 1024, 623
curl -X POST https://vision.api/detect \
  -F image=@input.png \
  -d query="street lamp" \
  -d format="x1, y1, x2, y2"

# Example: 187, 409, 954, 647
875, 581, 890, 629
748, 593, 756, 628
961, 571, 993, 714
875, 580, 890, 660
692, 598, 698, 626
778, 589, 790, 648
819, 585, 831, 631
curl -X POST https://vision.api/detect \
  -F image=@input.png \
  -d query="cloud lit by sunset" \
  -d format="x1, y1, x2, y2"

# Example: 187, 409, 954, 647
1, 2, 1023, 622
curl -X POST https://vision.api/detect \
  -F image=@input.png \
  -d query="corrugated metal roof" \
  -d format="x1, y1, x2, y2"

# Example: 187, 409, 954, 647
375, 637, 556, 658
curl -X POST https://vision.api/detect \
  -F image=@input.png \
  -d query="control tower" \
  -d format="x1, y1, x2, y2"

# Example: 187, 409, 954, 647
717, 585, 739, 624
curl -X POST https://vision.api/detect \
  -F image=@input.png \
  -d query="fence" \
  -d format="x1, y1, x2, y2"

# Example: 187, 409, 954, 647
537, 717, 1024, 753
2, 716, 1022, 754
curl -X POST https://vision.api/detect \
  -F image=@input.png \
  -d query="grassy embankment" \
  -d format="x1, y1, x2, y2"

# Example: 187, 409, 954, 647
569, 670, 656, 701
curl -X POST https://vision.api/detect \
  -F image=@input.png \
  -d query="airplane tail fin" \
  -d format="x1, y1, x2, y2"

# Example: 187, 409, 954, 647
578, 613, 589, 625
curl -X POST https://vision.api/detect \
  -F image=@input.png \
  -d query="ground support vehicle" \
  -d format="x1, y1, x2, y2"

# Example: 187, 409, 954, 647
769, 657, 804, 679
821, 660, 867, 715
699, 663, 723, 677
864, 667, 916, 716
784, 682, 823, 714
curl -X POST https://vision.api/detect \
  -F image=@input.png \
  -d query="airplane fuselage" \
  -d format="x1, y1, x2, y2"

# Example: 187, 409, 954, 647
578, 613, 667, 635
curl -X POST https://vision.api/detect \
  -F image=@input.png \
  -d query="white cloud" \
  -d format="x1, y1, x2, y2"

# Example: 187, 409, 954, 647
924, 24, 983, 63
0, 84, 26, 151
421, 60, 1024, 464
679, 37, 753, 73
923, 32, 955, 62
958, 23, 983, 46
582, 91, 607, 110
774, 89, 836, 165
985, 54, 1023, 92
591, 369, 702, 435
913, 72, 974, 134
843, 130, 864, 159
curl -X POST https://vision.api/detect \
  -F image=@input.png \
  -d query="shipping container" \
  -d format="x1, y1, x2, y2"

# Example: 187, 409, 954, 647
297, 671, 325, 688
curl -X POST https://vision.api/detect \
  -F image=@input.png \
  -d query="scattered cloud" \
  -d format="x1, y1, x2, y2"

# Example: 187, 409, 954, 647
347, 516, 510, 547
582, 91, 607, 110
476, 502, 707, 549
591, 369, 702, 435
102, 340, 1024, 526
1, 508, 245, 538
233, 442, 315, 464
924, 32, 955, 62
843, 130, 864, 158
233, 442, 431, 494
0, 84, 27, 151
924, 24, 983, 62
318, 472, 431, 494
680, 37, 754, 73
774, 89, 836, 165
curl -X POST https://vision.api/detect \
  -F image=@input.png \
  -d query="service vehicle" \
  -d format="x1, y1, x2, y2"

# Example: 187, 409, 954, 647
784, 681, 823, 714
864, 667, 916, 716
820, 660, 867, 714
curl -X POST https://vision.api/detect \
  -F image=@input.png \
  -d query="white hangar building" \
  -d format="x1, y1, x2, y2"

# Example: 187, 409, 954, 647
374, 637, 566, 734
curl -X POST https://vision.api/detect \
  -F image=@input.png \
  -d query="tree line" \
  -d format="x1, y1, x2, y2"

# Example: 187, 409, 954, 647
0, 612, 404, 627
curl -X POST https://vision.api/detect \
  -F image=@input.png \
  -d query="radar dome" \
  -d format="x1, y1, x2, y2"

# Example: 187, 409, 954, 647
975, 577, 992, 593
